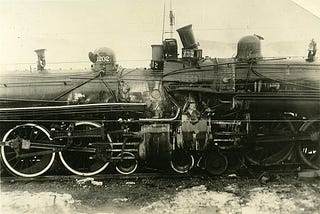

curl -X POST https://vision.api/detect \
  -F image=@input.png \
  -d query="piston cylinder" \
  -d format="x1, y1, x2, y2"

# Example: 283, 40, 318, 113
139, 124, 172, 166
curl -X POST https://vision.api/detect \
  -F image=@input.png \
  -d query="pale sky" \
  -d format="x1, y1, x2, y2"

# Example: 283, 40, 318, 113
0, 0, 320, 70
291, 0, 320, 18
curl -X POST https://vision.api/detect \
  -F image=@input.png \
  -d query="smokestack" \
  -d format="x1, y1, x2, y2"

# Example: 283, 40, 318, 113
34, 49, 46, 71
150, 45, 164, 70
176, 25, 197, 49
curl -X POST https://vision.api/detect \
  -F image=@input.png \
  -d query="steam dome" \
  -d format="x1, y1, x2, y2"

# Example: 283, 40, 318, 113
236, 35, 263, 60
88, 47, 117, 72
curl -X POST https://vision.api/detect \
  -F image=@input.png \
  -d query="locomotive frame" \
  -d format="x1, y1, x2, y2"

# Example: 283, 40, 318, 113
1, 24, 320, 178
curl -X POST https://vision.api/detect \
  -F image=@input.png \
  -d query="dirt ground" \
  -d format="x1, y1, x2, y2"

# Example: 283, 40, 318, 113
1, 174, 320, 214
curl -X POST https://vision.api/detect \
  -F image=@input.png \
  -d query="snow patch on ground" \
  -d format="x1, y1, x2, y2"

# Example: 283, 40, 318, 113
1, 182, 319, 214
141, 185, 241, 214
140, 184, 319, 214
242, 187, 296, 213
0, 191, 80, 214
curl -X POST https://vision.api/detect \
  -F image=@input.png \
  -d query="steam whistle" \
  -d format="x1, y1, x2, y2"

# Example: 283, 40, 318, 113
34, 49, 46, 71
307, 39, 317, 62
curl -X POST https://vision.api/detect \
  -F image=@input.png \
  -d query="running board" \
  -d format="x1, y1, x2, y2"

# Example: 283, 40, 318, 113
0, 102, 146, 119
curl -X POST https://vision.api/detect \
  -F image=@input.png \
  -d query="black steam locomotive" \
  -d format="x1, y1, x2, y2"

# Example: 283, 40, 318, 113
1, 24, 319, 177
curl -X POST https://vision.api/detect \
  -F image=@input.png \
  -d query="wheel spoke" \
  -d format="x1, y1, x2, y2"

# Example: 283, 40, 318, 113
11, 159, 21, 168
5, 152, 17, 155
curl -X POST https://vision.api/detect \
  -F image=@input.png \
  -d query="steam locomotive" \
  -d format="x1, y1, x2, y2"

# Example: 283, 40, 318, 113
1, 24, 319, 177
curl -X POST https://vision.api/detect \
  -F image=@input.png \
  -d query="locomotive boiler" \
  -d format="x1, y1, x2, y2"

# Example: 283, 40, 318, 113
1, 24, 320, 178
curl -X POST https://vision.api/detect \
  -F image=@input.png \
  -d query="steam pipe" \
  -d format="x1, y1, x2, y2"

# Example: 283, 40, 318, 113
138, 107, 180, 122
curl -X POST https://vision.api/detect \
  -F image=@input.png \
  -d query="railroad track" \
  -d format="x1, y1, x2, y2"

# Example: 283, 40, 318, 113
0, 167, 300, 183
0, 172, 198, 183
